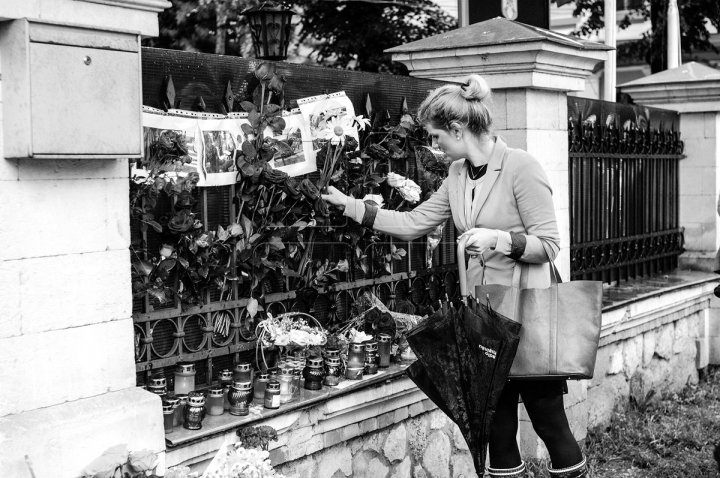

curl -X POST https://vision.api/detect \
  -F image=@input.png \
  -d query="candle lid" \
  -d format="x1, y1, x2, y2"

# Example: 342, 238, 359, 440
378, 333, 392, 342
232, 381, 253, 390
164, 395, 180, 406
149, 376, 167, 387
364, 341, 378, 351
234, 362, 251, 372
257, 373, 270, 381
324, 347, 340, 357
349, 342, 365, 352
307, 357, 324, 367
218, 369, 233, 381
326, 357, 341, 366
187, 394, 205, 406
267, 381, 281, 390
175, 393, 189, 403
176, 362, 196, 374
209, 386, 224, 397
279, 365, 294, 375
162, 402, 174, 412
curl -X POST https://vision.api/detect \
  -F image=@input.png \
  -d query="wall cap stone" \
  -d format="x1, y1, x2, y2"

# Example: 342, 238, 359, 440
75, 0, 172, 12
385, 17, 609, 92
619, 62, 720, 113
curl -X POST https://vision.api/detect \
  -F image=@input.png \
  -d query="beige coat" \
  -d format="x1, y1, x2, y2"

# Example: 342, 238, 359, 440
344, 137, 560, 290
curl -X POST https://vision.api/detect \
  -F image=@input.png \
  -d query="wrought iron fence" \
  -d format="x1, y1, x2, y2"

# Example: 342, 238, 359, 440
133, 48, 459, 387
568, 97, 685, 284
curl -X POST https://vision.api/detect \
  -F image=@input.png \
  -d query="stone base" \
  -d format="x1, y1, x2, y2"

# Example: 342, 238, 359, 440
0, 388, 165, 478
679, 251, 719, 273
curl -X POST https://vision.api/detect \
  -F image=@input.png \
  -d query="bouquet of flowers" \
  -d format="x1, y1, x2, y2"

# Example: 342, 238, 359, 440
255, 312, 328, 367
203, 444, 285, 478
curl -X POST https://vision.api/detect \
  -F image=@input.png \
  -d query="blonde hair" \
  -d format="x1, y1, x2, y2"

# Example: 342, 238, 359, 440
417, 74, 493, 137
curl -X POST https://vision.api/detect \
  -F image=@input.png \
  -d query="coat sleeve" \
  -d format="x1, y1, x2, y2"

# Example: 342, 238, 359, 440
511, 154, 560, 263
343, 176, 452, 242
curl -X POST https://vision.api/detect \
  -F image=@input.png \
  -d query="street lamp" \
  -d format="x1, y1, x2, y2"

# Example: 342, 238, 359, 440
242, 1, 296, 61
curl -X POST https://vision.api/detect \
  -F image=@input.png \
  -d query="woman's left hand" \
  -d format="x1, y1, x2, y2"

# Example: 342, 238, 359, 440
457, 228, 498, 256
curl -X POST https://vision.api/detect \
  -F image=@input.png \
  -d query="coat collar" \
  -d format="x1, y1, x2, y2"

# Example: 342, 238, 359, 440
452, 136, 508, 231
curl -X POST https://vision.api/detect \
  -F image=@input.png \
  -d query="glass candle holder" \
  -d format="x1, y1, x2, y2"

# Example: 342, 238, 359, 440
364, 351, 378, 375
206, 386, 224, 416
148, 376, 167, 399
377, 333, 392, 368
254, 372, 270, 400
278, 366, 295, 403
303, 357, 324, 390
162, 402, 174, 434
264, 381, 281, 409
291, 361, 302, 397
233, 362, 253, 383
183, 391, 206, 430
347, 343, 365, 369
174, 362, 196, 395
218, 369, 233, 411
173, 394, 188, 427
228, 381, 253, 416
324, 357, 342, 386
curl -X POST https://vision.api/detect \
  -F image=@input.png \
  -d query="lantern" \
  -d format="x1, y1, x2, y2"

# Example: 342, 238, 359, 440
242, 1, 296, 61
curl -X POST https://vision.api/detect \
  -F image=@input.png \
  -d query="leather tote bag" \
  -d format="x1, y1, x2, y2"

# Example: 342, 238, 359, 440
458, 237, 602, 380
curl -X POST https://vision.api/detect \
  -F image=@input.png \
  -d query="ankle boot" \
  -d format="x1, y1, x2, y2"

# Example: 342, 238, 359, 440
487, 461, 526, 477
547, 456, 588, 478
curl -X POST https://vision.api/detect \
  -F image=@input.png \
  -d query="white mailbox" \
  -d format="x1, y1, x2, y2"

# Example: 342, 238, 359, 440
0, 19, 142, 159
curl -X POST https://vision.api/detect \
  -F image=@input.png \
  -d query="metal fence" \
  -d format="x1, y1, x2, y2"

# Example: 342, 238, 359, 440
568, 97, 685, 284
134, 48, 459, 387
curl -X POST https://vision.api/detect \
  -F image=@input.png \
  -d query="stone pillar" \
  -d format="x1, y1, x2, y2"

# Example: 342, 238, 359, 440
619, 62, 720, 365
0, 1, 170, 476
387, 17, 610, 460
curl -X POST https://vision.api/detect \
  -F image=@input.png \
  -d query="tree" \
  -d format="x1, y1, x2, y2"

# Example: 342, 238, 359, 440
294, 0, 457, 74
142, 0, 255, 57
560, 0, 720, 73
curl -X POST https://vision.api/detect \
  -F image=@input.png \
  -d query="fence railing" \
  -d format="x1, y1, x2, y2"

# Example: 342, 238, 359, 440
567, 97, 685, 284
134, 48, 459, 387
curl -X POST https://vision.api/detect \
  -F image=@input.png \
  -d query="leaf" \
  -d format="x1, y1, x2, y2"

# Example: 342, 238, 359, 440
395, 247, 407, 257
240, 101, 257, 113
241, 214, 253, 239
268, 117, 286, 133
291, 220, 308, 230
176, 257, 189, 269
198, 266, 209, 279
159, 259, 177, 273
146, 220, 162, 234
249, 233, 262, 244
217, 225, 230, 242
241, 123, 254, 136
249, 110, 261, 129
265, 104, 282, 116
242, 141, 257, 159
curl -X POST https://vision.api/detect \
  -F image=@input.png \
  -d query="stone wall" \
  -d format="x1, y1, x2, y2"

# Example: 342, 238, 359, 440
0, 3, 168, 476
277, 408, 476, 478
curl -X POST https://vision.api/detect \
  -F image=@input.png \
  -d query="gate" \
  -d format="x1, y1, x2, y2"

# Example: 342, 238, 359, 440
568, 97, 685, 284
133, 48, 459, 386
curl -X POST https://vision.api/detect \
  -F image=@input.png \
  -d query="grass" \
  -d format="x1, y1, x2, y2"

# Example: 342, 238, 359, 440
525, 366, 720, 477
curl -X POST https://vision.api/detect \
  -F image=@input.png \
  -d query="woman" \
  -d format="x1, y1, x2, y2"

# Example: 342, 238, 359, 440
321, 75, 587, 478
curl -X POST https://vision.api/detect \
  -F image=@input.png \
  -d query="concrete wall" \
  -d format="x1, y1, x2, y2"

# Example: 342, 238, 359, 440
0, 2, 168, 476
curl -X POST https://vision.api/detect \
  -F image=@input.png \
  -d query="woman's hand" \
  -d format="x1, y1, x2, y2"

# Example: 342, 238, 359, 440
321, 186, 348, 208
457, 228, 498, 256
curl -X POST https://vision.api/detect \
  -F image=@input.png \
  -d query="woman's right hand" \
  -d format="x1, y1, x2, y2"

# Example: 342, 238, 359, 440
321, 186, 348, 208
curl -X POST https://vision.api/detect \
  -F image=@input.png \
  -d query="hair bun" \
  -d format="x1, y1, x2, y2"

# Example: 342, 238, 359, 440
460, 75, 491, 102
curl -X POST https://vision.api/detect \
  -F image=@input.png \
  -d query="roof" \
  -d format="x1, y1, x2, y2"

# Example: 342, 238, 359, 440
620, 61, 720, 87
385, 17, 613, 54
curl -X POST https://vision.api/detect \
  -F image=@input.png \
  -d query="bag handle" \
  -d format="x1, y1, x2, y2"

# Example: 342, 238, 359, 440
457, 235, 470, 299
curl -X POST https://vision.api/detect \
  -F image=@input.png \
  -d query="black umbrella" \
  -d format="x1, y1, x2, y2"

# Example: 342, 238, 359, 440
405, 238, 521, 473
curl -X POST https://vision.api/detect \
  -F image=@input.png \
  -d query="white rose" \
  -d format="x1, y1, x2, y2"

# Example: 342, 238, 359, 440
386, 172, 406, 188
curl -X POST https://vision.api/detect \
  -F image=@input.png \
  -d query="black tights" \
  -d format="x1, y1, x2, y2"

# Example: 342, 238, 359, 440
488, 381, 583, 470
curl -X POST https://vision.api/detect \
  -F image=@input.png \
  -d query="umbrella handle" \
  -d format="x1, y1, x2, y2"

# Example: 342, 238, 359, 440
457, 235, 469, 299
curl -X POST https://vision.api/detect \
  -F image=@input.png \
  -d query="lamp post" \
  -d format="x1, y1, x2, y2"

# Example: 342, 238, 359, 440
242, 1, 296, 61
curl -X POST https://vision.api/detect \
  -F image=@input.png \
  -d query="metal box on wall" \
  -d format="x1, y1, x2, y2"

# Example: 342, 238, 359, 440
0, 19, 142, 159
468, 0, 550, 29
